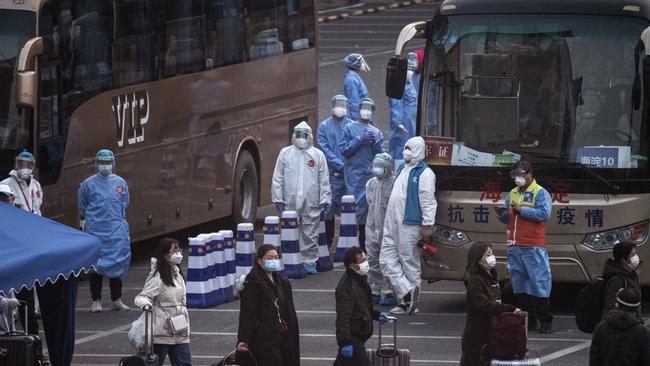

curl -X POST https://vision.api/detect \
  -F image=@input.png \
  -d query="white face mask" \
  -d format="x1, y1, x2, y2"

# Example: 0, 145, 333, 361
170, 252, 183, 265
294, 137, 308, 149
333, 107, 347, 118
360, 110, 373, 121
483, 255, 497, 269
628, 254, 640, 270
98, 165, 113, 176
354, 261, 370, 276
403, 149, 413, 163
17, 168, 32, 180
372, 166, 385, 178
514, 176, 526, 187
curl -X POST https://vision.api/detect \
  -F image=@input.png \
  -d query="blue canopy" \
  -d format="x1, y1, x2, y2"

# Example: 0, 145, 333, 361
0, 203, 101, 295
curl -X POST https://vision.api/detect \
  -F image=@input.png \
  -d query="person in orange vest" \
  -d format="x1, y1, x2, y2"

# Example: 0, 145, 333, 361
495, 160, 553, 333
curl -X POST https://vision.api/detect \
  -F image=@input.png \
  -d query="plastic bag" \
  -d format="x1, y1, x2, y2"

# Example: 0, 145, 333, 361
127, 311, 151, 352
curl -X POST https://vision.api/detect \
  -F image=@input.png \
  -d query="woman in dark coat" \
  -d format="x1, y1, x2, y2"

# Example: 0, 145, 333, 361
460, 242, 518, 366
236, 244, 300, 366
601, 241, 643, 320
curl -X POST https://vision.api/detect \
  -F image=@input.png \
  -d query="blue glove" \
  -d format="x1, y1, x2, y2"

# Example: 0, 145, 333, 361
340, 345, 354, 358
378, 312, 389, 324
275, 202, 285, 212
360, 129, 375, 142
320, 203, 329, 212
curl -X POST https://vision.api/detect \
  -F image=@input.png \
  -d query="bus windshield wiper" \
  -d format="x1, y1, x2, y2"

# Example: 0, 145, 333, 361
510, 150, 621, 194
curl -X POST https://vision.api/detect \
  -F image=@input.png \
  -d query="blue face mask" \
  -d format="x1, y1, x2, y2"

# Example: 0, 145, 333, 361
264, 259, 281, 272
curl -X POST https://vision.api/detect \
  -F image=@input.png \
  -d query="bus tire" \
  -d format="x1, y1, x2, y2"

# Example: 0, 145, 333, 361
232, 150, 258, 225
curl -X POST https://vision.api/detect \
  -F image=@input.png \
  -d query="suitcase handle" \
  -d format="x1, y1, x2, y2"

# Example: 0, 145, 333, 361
142, 305, 155, 358
218, 349, 259, 366
377, 315, 398, 352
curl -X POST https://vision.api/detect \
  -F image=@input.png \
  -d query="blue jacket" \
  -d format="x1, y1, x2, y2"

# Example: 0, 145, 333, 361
389, 80, 418, 160
396, 161, 429, 225
343, 70, 369, 121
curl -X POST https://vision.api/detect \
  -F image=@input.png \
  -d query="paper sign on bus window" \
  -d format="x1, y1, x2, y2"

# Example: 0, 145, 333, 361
576, 146, 631, 168
451, 144, 495, 167
424, 136, 455, 165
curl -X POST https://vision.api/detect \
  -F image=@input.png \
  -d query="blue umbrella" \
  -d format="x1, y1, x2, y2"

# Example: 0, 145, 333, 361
0, 202, 101, 366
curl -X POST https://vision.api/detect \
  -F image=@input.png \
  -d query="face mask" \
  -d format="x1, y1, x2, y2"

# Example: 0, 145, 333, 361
483, 255, 497, 269
372, 166, 385, 178
170, 252, 183, 265
628, 255, 640, 270
360, 110, 373, 120
403, 149, 413, 163
407, 70, 414, 81
264, 259, 281, 272
294, 137, 308, 149
514, 176, 526, 187
17, 169, 32, 180
354, 261, 370, 276
333, 107, 347, 118
98, 165, 113, 176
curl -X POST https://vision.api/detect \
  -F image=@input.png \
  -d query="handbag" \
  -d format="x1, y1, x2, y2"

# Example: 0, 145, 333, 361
167, 314, 188, 334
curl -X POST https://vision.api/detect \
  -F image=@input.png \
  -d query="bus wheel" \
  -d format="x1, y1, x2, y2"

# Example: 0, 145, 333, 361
232, 150, 258, 225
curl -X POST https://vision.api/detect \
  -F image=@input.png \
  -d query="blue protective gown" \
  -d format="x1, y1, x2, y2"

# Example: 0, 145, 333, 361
343, 70, 369, 121
78, 174, 131, 279
389, 78, 418, 160
339, 121, 384, 224
317, 116, 352, 220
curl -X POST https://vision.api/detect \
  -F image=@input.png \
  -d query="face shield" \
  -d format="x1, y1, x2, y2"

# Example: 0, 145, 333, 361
292, 122, 313, 149
332, 97, 348, 118
357, 56, 371, 72
96, 161, 115, 176
370, 153, 393, 179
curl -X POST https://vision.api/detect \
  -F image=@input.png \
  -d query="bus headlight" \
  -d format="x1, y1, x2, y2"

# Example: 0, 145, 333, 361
432, 224, 470, 247
582, 221, 648, 251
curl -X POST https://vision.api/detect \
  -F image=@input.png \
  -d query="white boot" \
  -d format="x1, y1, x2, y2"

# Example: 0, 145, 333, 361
90, 301, 102, 313
112, 299, 130, 311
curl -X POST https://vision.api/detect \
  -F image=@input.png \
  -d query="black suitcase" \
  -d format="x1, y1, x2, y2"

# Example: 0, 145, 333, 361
0, 300, 43, 366
119, 307, 158, 366
366, 316, 411, 365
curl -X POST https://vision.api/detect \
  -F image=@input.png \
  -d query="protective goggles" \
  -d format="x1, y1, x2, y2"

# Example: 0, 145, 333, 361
294, 131, 310, 140
509, 169, 529, 178
15, 160, 34, 169
332, 100, 348, 109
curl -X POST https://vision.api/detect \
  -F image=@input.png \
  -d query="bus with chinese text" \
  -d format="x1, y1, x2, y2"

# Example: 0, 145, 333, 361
386, 0, 650, 284
0, 0, 317, 241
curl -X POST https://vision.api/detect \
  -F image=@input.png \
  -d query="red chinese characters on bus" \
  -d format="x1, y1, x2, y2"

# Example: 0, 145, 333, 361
480, 179, 502, 203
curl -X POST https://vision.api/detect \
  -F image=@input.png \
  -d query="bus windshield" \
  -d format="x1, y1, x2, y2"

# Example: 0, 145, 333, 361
422, 14, 649, 171
0, 10, 35, 150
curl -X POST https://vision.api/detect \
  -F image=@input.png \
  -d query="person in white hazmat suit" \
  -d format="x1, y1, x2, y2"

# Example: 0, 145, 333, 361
380, 136, 437, 315
272, 122, 332, 274
365, 153, 398, 306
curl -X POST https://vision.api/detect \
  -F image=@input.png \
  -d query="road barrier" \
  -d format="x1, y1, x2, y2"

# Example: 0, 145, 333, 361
316, 211, 333, 272
281, 211, 306, 279
235, 223, 256, 279
335, 195, 359, 262
220, 230, 236, 302
263, 216, 285, 277
186, 236, 213, 308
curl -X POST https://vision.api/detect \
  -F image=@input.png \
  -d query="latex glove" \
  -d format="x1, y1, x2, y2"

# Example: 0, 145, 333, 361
361, 129, 375, 142
275, 202, 285, 212
421, 225, 433, 242
237, 342, 249, 352
340, 345, 354, 358
378, 312, 389, 324
6, 298, 20, 308
141, 302, 153, 311
320, 203, 329, 212
398, 124, 408, 133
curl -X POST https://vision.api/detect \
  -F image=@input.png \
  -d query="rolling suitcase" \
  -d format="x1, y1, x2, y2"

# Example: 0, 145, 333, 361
119, 307, 158, 366
366, 316, 410, 365
488, 311, 541, 366
0, 300, 43, 366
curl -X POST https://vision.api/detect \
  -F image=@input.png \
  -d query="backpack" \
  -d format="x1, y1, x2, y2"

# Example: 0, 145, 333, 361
487, 312, 527, 360
575, 277, 607, 333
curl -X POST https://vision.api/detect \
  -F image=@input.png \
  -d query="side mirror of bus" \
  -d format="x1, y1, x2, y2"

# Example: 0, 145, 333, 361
641, 27, 650, 103
16, 37, 43, 108
386, 56, 408, 99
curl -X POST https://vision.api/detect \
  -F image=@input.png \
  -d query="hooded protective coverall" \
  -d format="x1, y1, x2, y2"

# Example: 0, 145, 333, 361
365, 161, 395, 296
344, 70, 369, 121
78, 173, 131, 279
339, 121, 384, 225
1, 170, 43, 216
272, 123, 332, 265
380, 137, 437, 299
317, 116, 353, 221
388, 77, 418, 162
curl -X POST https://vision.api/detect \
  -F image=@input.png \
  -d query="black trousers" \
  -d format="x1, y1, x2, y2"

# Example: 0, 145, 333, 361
358, 224, 366, 251
89, 273, 122, 301
516, 294, 553, 325
16, 288, 39, 334
333, 344, 370, 366
38, 277, 78, 366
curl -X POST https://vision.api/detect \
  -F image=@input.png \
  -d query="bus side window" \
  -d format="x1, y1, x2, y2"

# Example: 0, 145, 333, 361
205, 0, 245, 68
245, 0, 288, 60
287, 0, 314, 51
112, 0, 155, 87
158, 0, 206, 78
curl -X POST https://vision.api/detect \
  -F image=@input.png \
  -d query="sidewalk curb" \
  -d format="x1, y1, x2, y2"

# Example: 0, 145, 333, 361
318, 0, 436, 23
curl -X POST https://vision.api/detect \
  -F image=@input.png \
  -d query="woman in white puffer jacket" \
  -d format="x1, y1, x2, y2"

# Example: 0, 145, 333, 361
135, 238, 191, 366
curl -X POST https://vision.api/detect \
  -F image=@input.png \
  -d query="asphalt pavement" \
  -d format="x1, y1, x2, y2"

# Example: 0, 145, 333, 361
67, 3, 646, 366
